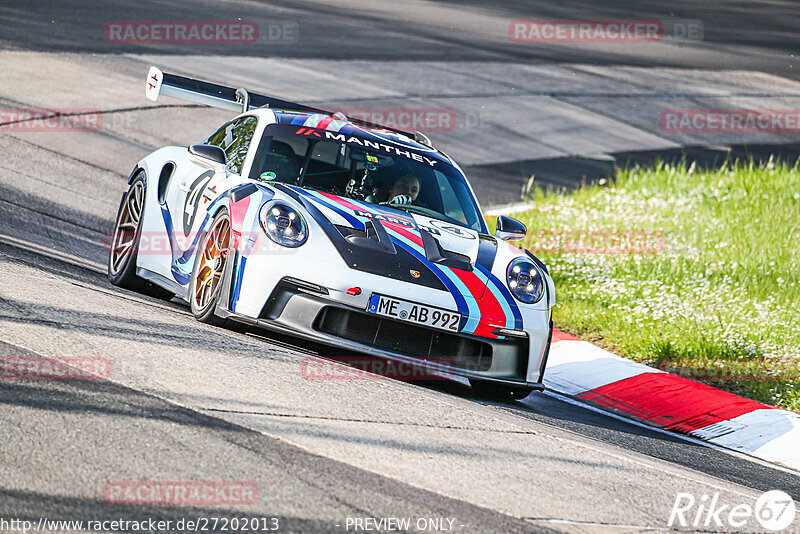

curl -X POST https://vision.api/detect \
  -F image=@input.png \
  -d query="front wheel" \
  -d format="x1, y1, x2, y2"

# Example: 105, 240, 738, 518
469, 379, 534, 401
190, 208, 232, 326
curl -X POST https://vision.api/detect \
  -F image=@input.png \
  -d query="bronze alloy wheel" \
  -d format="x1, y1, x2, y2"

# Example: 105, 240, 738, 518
109, 180, 144, 275
192, 213, 231, 311
107, 174, 173, 300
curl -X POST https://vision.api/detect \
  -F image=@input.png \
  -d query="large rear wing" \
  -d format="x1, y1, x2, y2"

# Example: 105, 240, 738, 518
145, 66, 431, 144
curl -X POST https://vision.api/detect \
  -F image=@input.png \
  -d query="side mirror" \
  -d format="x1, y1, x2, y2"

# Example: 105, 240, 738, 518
494, 215, 527, 242
188, 144, 226, 166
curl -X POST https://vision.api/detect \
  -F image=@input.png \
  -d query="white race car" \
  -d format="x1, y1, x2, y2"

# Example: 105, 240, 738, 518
108, 67, 555, 399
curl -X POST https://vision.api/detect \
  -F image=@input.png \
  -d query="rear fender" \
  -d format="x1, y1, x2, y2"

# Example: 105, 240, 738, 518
127, 166, 144, 185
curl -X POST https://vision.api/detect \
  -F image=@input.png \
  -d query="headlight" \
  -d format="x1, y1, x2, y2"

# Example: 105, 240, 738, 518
260, 201, 308, 247
506, 257, 544, 304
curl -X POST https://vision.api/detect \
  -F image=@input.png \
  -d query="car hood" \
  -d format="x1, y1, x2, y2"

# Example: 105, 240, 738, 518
294, 188, 480, 258
278, 186, 504, 296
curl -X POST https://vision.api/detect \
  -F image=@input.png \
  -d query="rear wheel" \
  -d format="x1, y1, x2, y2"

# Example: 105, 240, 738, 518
469, 379, 534, 401
190, 208, 232, 326
108, 174, 173, 299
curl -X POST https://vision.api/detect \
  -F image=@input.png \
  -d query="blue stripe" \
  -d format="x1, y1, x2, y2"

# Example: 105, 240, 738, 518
473, 265, 513, 330
230, 253, 246, 311
393, 237, 470, 321
175, 214, 210, 266
291, 188, 365, 229
159, 204, 194, 285
437, 269, 480, 334
175, 188, 239, 266
473, 264, 520, 328
477, 265, 523, 330
383, 227, 475, 331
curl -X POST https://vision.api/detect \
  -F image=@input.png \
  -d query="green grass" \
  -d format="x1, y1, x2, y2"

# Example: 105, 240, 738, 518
506, 159, 800, 411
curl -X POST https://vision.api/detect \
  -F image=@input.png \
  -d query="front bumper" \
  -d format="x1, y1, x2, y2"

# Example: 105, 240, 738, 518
218, 277, 547, 389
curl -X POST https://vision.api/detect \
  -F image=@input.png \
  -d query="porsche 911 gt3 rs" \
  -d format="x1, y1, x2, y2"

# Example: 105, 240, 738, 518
108, 67, 555, 399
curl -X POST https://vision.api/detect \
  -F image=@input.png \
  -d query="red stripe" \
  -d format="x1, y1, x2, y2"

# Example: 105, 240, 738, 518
228, 196, 251, 247
316, 192, 424, 248
463, 272, 507, 337
316, 116, 334, 130
578, 373, 773, 433
317, 191, 364, 213
383, 220, 424, 248
229, 196, 250, 230
451, 269, 483, 295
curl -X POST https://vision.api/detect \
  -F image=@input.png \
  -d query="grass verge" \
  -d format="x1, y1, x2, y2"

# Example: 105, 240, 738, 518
507, 159, 800, 411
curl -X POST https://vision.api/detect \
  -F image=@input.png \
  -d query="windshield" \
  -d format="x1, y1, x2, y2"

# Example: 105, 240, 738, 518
248, 124, 487, 233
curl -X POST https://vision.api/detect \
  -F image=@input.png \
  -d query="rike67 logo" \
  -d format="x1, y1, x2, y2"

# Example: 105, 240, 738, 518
669, 490, 796, 531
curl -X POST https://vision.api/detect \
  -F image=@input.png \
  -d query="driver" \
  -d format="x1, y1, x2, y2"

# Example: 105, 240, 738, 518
382, 174, 420, 206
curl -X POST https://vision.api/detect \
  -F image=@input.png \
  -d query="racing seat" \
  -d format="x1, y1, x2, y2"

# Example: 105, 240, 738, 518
256, 141, 300, 183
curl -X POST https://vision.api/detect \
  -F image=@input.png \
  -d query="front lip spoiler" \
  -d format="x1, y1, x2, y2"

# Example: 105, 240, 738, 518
214, 303, 544, 391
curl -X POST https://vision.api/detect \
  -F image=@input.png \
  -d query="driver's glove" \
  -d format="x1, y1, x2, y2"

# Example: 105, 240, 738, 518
383, 194, 412, 206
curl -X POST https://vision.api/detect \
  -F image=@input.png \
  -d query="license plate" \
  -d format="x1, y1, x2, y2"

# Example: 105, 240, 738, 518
367, 294, 461, 332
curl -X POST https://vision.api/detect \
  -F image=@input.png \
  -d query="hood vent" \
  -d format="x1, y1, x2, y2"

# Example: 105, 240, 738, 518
335, 223, 472, 271
338, 219, 396, 254
419, 229, 473, 271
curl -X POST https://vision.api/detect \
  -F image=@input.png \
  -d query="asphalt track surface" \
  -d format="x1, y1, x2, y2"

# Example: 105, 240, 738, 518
1, 1, 799, 533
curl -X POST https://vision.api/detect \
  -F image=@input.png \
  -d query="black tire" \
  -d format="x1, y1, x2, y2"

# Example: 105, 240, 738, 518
469, 379, 535, 401
108, 173, 173, 300
189, 208, 232, 326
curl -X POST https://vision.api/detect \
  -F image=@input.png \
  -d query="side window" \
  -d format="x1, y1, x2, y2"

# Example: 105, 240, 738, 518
225, 117, 258, 175
249, 135, 306, 183
206, 121, 236, 151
